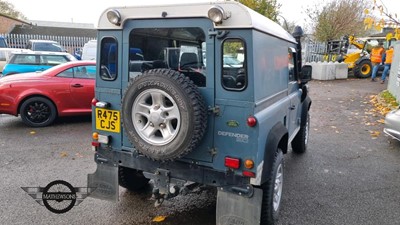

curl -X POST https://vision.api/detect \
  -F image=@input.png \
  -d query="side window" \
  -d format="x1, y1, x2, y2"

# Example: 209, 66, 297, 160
43, 55, 68, 66
57, 68, 73, 78
100, 37, 118, 81
14, 55, 36, 64
74, 65, 96, 79
222, 39, 246, 90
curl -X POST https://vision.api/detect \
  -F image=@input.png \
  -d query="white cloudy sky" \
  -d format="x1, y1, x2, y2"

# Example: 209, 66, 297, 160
8, 0, 400, 26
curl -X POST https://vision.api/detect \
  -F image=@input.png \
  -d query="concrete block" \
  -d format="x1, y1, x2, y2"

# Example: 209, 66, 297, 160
310, 62, 325, 80
335, 62, 348, 79
325, 62, 336, 80
309, 62, 335, 80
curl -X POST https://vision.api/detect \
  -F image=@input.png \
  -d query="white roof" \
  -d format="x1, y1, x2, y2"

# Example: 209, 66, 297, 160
98, 1, 296, 43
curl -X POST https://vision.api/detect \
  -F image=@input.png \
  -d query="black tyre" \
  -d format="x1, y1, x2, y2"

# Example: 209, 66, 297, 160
19, 96, 57, 127
353, 59, 372, 78
121, 69, 207, 161
291, 112, 310, 154
118, 166, 149, 191
260, 149, 284, 225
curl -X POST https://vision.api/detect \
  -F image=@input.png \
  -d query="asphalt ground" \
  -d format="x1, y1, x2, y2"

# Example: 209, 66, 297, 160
1, 78, 399, 225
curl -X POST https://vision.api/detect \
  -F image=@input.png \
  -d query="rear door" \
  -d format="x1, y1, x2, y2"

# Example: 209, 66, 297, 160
213, 31, 254, 170
94, 32, 123, 149
121, 18, 216, 163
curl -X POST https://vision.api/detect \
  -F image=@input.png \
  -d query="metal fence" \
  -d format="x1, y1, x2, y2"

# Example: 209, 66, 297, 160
304, 39, 327, 63
0, 33, 96, 54
2, 33, 330, 64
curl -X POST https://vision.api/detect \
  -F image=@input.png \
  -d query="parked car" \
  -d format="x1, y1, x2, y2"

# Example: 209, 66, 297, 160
0, 60, 96, 127
81, 39, 97, 60
384, 108, 400, 141
25, 40, 66, 52
0, 48, 16, 73
2, 51, 76, 76
0, 36, 8, 48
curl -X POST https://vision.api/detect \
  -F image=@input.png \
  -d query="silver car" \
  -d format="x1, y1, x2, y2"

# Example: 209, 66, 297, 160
384, 108, 400, 141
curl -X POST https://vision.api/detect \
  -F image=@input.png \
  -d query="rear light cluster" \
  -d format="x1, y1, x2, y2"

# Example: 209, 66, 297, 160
224, 156, 256, 178
91, 98, 98, 106
247, 116, 257, 127
91, 98, 111, 148
92, 132, 100, 147
92, 131, 110, 147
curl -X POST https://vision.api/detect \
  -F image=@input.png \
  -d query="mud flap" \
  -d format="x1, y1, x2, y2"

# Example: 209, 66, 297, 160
216, 187, 263, 225
87, 162, 119, 202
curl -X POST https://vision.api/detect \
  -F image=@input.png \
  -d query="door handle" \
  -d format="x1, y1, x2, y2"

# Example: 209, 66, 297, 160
71, 84, 83, 88
289, 105, 296, 110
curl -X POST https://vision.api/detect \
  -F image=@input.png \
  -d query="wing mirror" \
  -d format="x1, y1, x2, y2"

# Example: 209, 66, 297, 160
300, 65, 312, 83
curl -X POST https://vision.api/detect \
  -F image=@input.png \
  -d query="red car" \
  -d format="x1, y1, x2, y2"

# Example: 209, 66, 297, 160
0, 60, 96, 127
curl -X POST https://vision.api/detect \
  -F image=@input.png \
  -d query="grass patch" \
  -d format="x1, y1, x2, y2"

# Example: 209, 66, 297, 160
379, 90, 399, 109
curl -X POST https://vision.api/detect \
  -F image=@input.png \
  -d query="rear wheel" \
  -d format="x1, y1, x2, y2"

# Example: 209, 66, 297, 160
118, 166, 149, 191
19, 97, 57, 127
353, 59, 372, 78
260, 149, 284, 225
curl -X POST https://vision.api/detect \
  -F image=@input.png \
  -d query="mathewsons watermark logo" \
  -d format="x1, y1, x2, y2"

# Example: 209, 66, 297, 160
22, 180, 94, 214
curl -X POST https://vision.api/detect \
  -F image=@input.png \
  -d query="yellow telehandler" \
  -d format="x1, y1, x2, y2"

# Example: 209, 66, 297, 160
325, 34, 396, 78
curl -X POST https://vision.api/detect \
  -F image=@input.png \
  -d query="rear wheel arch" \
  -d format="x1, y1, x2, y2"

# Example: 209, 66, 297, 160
261, 122, 288, 183
301, 96, 312, 126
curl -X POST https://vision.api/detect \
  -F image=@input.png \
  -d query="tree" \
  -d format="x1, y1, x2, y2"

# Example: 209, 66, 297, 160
239, 0, 281, 22
277, 17, 297, 33
305, 0, 368, 42
0, 0, 26, 20
364, 0, 400, 39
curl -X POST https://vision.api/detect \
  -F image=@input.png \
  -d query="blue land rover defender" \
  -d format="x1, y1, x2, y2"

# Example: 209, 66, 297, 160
88, 2, 312, 224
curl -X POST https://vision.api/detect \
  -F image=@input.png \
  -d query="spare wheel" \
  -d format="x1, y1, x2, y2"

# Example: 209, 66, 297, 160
121, 69, 207, 161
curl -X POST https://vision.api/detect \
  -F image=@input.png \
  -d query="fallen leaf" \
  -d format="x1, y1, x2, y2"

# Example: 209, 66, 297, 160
377, 119, 385, 124
60, 152, 68, 157
152, 216, 167, 222
30, 131, 36, 135
370, 131, 380, 137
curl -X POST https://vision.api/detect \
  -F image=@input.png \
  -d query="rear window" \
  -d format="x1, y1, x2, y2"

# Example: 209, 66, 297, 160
33, 43, 63, 52
99, 37, 118, 81
222, 38, 246, 90
129, 27, 206, 87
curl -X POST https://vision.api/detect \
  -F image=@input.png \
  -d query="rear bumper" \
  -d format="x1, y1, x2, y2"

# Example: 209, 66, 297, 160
383, 128, 400, 141
95, 145, 250, 186
384, 110, 400, 142
88, 145, 251, 201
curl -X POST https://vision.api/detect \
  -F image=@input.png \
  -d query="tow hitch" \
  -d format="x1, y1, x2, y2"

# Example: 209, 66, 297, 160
143, 169, 198, 207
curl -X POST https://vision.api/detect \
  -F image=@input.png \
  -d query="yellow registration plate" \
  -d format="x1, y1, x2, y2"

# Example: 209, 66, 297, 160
95, 108, 121, 133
